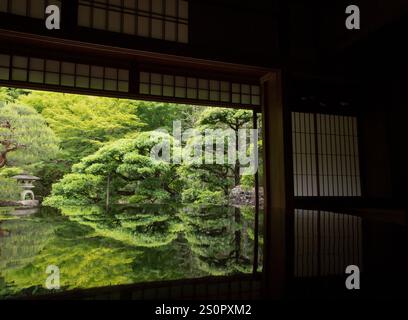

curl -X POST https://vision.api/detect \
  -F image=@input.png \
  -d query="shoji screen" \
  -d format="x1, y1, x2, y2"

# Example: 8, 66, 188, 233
292, 112, 318, 196
0, 53, 129, 93
294, 209, 363, 277
78, 0, 189, 43
139, 71, 261, 106
0, 0, 61, 19
292, 112, 361, 197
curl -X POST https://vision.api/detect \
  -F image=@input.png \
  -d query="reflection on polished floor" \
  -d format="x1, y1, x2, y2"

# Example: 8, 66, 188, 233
294, 210, 363, 278
290, 209, 408, 299
3, 206, 405, 300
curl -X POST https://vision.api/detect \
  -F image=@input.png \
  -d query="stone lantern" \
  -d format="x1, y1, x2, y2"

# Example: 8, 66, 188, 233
11, 174, 41, 207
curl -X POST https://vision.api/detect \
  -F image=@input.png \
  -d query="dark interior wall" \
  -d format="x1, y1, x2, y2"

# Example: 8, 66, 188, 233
359, 95, 392, 200
1, 0, 406, 206
315, 0, 408, 52
0, 0, 280, 68
278, 1, 320, 73
280, 1, 408, 206
189, 0, 279, 66
197, 0, 407, 205
357, 63, 406, 205
387, 74, 408, 204
342, 10, 408, 205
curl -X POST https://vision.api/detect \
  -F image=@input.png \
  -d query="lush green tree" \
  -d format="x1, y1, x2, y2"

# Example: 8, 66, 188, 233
44, 131, 182, 206
0, 87, 29, 106
241, 139, 263, 190
135, 101, 197, 131
177, 108, 257, 204
30, 161, 71, 200
180, 186, 226, 205
0, 167, 22, 201
198, 108, 253, 186
0, 177, 20, 201
17, 91, 144, 164
178, 164, 231, 205
43, 173, 106, 206
0, 104, 59, 170
198, 108, 253, 131
12, 91, 147, 198
179, 129, 245, 201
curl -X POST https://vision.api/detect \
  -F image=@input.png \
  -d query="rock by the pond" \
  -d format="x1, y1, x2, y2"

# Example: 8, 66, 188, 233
229, 185, 264, 207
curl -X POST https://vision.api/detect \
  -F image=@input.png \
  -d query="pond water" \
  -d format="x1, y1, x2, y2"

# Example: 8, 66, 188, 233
0, 205, 263, 299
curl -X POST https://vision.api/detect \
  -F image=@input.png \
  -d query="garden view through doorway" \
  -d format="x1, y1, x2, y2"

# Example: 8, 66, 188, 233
0, 86, 263, 298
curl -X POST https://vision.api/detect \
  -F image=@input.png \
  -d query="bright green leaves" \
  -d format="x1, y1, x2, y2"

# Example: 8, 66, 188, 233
0, 103, 60, 170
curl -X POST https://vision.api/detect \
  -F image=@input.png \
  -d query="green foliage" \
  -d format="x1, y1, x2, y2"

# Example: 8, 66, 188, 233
45, 132, 181, 206
0, 167, 22, 178
135, 101, 196, 131
241, 175, 254, 190
0, 87, 30, 106
181, 186, 226, 205
43, 174, 105, 206
178, 107, 256, 202
1, 88, 260, 206
1, 86, 262, 206
0, 177, 19, 201
16, 91, 144, 164
0, 103, 59, 170
179, 162, 234, 198
31, 161, 70, 200
0, 87, 265, 298
45, 105, 259, 206
198, 108, 253, 131
241, 139, 263, 189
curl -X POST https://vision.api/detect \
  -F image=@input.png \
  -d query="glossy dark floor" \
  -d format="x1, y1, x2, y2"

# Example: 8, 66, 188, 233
289, 209, 408, 299
2, 207, 406, 300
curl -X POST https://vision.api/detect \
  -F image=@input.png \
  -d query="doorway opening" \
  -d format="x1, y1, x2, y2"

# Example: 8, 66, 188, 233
0, 86, 263, 298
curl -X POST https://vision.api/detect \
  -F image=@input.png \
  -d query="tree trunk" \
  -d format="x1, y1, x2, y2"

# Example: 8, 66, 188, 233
234, 130, 240, 186
0, 141, 20, 169
234, 163, 240, 186
0, 152, 6, 168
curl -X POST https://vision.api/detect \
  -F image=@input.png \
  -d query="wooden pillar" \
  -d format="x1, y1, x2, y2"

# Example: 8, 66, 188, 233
261, 71, 290, 298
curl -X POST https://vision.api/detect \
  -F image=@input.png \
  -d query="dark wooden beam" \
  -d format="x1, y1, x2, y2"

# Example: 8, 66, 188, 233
261, 71, 288, 298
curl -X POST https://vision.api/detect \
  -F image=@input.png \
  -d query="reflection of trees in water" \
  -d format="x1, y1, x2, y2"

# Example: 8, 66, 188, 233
59, 205, 183, 248
0, 207, 143, 297
179, 206, 258, 275
0, 205, 262, 298
60, 205, 205, 282
0, 217, 56, 297
240, 206, 263, 272
59, 204, 261, 276
0, 207, 60, 272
